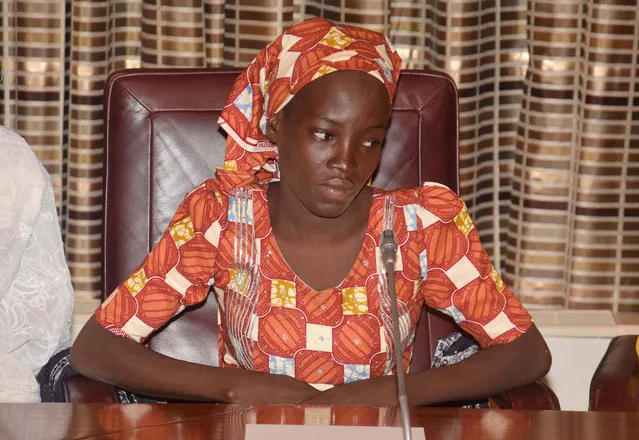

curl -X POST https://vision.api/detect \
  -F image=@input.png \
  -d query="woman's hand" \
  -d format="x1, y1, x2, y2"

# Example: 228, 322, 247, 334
301, 376, 398, 406
226, 373, 321, 404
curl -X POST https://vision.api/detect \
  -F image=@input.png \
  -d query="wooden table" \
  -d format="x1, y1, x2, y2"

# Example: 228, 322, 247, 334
1, 403, 638, 439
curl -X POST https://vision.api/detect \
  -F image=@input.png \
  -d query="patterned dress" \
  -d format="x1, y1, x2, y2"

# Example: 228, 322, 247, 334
95, 180, 532, 390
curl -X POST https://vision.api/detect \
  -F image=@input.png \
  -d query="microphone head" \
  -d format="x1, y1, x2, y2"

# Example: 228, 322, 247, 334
380, 229, 397, 266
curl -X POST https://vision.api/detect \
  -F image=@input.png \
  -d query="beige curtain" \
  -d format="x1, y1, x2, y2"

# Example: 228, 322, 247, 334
1, 0, 637, 311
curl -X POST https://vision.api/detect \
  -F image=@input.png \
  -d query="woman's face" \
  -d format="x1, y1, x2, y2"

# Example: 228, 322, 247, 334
268, 70, 392, 218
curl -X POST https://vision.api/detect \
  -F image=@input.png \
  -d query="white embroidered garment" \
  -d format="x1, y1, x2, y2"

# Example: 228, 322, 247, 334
0, 126, 74, 402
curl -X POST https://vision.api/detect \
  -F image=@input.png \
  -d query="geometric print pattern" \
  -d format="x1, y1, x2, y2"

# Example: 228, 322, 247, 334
95, 180, 533, 389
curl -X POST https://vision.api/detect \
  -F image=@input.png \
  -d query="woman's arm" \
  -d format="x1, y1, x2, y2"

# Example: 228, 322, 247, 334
71, 316, 320, 404
71, 182, 319, 404
302, 323, 550, 406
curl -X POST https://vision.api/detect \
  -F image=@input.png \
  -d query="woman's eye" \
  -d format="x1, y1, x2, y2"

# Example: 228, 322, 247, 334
313, 130, 333, 141
361, 139, 382, 148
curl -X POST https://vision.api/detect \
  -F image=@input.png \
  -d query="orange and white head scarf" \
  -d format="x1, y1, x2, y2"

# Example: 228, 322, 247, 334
216, 18, 403, 189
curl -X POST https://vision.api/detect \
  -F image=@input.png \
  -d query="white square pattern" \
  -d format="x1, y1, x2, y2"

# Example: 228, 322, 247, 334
415, 205, 440, 228
483, 311, 516, 339
165, 267, 192, 296
445, 256, 480, 289
306, 323, 333, 352
120, 315, 155, 343
204, 221, 222, 246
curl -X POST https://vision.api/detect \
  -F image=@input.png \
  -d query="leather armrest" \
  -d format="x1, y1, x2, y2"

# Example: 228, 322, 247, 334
63, 375, 119, 403
589, 335, 639, 412
491, 380, 560, 410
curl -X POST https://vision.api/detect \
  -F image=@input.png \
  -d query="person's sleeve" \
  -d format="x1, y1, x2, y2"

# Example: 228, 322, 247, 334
418, 182, 533, 349
95, 181, 225, 343
0, 181, 73, 402
0, 128, 74, 402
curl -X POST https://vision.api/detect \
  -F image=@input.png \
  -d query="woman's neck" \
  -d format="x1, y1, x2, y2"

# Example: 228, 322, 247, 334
267, 182, 372, 244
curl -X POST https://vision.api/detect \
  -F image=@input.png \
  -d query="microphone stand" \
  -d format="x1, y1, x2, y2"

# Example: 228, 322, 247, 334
381, 229, 412, 440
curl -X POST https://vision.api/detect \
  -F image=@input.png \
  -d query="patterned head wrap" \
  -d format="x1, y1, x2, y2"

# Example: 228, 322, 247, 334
216, 18, 403, 189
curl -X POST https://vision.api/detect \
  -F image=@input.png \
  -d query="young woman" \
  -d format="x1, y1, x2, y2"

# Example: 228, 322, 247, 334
71, 18, 551, 406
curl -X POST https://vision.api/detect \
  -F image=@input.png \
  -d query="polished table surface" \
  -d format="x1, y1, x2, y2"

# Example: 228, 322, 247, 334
1, 403, 638, 440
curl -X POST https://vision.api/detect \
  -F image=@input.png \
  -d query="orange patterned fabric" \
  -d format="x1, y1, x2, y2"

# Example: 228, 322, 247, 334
95, 181, 533, 389
216, 17, 402, 190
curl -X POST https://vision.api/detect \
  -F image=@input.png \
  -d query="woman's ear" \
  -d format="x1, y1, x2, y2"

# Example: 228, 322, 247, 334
266, 113, 281, 145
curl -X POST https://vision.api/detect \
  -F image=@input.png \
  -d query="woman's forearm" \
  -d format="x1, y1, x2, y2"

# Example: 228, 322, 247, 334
70, 317, 319, 403
304, 324, 551, 406
407, 324, 551, 406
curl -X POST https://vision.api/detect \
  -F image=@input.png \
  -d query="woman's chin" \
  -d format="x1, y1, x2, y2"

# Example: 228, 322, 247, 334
297, 184, 370, 219
309, 201, 351, 219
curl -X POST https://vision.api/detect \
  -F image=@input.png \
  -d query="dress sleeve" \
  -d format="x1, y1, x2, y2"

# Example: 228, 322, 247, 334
95, 180, 226, 343
417, 182, 533, 348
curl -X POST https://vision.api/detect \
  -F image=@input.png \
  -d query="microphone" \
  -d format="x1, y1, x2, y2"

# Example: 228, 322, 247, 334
380, 229, 412, 440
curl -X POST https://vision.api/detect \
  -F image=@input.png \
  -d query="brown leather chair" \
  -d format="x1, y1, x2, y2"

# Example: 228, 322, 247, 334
65, 68, 559, 409
589, 335, 639, 412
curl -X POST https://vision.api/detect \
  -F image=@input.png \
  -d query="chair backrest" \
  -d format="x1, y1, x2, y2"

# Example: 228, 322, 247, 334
103, 68, 460, 371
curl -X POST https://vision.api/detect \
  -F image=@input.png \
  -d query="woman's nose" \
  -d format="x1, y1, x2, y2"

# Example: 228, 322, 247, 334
328, 140, 357, 171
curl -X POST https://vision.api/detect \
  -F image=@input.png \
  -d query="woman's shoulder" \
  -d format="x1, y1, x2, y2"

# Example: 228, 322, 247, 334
377, 182, 464, 219
185, 178, 266, 200
180, 178, 268, 219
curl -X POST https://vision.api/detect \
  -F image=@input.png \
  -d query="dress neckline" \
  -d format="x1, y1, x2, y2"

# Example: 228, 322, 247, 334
260, 185, 380, 293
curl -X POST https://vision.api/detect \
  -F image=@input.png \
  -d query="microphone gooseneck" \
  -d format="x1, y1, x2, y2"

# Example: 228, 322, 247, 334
380, 229, 412, 440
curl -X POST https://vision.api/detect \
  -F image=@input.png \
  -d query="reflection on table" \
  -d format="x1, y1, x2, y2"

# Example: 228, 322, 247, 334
1, 403, 638, 440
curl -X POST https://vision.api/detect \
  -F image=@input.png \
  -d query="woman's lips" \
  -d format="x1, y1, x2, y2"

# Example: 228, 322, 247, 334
317, 178, 355, 199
